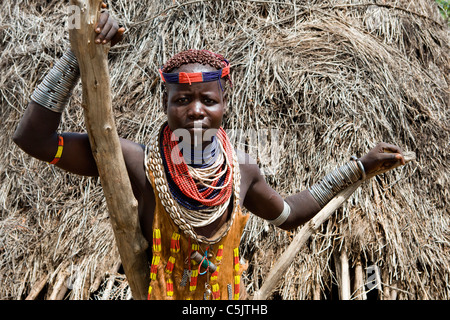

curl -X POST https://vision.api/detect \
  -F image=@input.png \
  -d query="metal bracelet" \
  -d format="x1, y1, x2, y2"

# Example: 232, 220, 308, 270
268, 201, 291, 227
308, 160, 363, 208
350, 156, 366, 180
31, 49, 80, 113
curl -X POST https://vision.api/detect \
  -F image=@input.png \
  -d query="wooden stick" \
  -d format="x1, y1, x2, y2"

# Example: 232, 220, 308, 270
68, 0, 149, 300
101, 260, 122, 300
353, 257, 366, 300
101, 274, 116, 300
312, 284, 321, 300
339, 244, 351, 300
252, 151, 416, 300
91, 258, 122, 293
332, 242, 351, 300
48, 271, 69, 300
389, 283, 398, 300
25, 274, 49, 300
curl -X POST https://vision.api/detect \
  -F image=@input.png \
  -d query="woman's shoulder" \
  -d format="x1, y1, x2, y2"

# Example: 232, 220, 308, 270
120, 138, 148, 190
235, 148, 262, 185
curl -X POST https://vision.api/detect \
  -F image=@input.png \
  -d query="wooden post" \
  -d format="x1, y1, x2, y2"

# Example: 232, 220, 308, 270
252, 151, 415, 300
25, 275, 49, 300
68, 0, 149, 300
332, 243, 351, 300
353, 256, 367, 300
339, 244, 351, 300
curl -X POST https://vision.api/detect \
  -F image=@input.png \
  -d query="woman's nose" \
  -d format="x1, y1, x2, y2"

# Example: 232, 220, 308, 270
187, 101, 205, 119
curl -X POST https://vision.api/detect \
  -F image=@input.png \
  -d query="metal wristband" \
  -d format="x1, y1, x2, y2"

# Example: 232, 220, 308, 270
308, 160, 363, 208
31, 49, 80, 113
350, 155, 367, 180
267, 201, 291, 227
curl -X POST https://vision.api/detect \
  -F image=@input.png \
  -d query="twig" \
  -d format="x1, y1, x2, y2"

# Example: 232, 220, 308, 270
25, 275, 49, 300
326, 2, 444, 27
128, 0, 207, 28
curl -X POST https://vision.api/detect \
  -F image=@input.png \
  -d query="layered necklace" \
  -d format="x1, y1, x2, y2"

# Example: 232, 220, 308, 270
145, 122, 240, 244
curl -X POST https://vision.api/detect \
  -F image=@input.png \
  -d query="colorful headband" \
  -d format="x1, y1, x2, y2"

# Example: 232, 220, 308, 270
159, 60, 230, 85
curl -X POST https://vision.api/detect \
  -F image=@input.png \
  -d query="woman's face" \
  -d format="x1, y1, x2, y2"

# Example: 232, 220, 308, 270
164, 63, 226, 147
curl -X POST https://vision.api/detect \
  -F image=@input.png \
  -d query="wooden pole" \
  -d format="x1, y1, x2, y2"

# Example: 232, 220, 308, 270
353, 256, 367, 300
68, 0, 149, 300
48, 271, 69, 300
338, 244, 351, 300
252, 151, 415, 300
25, 275, 49, 300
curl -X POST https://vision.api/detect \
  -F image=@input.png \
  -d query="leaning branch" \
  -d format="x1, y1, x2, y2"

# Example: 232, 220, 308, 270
68, 0, 149, 300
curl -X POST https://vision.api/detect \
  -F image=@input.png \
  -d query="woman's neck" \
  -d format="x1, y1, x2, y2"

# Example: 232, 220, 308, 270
178, 135, 219, 167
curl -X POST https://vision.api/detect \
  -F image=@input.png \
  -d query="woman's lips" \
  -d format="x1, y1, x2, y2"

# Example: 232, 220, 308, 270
185, 122, 208, 130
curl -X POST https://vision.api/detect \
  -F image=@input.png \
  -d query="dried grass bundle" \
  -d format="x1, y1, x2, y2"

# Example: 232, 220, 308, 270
0, 0, 448, 299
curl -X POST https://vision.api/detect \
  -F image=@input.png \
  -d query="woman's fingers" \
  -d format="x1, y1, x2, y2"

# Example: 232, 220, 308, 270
395, 153, 405, 165
95, 16, 119, 44
111, 27, 125, 47
379, 143, 405, 165
378, 151, 404, 165
103, 20, 118, 41
380, 143, 403, 155
94, 8, 123, 46
95, 10, 109, 33
360, 142, 406, 177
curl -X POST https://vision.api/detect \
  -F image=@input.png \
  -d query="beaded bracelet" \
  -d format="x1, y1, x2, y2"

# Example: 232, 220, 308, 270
31, 49, 80, 113
48, 135, 64, 165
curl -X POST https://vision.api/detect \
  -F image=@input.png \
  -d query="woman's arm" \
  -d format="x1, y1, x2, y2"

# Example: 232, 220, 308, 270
242, 161, 320, 230
13, 101, 101, 176
13, 8, 125, 177
243, 142, 405, 230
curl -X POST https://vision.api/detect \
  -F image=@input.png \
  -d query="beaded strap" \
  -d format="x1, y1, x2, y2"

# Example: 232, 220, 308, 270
159, 60, 230, 84
48, 135, 64, 165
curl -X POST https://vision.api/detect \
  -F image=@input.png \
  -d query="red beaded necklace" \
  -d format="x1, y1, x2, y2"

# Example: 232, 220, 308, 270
162, 124, 234, 207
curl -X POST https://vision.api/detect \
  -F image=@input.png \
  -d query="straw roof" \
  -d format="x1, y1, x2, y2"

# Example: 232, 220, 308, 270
1, 0, 448, 300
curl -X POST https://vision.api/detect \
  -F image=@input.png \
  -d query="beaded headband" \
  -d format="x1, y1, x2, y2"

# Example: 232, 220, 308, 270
159, 60, 230, 85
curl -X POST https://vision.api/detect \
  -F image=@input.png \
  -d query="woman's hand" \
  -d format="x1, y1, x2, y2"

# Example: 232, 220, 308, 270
359, 142, 406, 179
94, 2, 125, 47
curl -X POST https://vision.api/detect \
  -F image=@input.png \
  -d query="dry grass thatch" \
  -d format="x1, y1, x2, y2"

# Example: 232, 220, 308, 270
0, 0, 449, 300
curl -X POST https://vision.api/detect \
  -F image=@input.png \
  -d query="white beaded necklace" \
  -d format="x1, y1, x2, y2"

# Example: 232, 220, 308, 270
145, 123, 241, 244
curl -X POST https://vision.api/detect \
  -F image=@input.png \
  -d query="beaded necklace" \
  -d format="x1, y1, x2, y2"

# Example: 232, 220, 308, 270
145, 122, 241, 244
162, 124, 233, 208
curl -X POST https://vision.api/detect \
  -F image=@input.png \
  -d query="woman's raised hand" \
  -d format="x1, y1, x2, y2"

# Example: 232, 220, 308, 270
359, 142, 406, 179
94, 2, 125, 47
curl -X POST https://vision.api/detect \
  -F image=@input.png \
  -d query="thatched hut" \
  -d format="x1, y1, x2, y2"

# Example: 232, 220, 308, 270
1, 0, 448, 300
